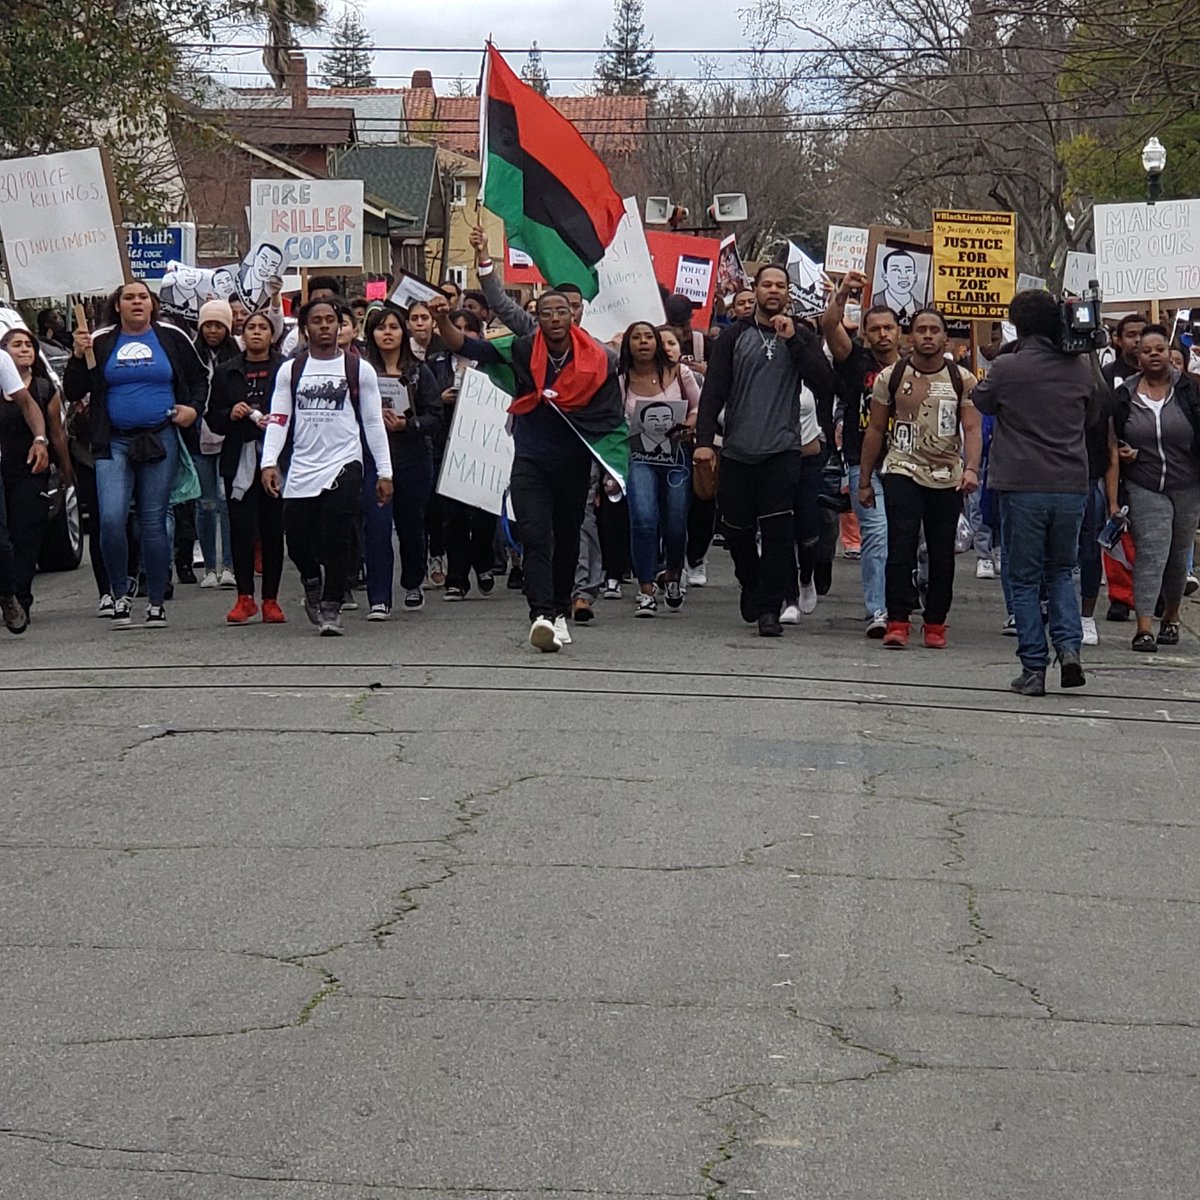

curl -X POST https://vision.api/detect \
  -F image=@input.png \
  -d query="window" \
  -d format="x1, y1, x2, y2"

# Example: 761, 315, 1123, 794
451, 178, 468, 208
196, 224, 239, 259
446, 264, 468, 288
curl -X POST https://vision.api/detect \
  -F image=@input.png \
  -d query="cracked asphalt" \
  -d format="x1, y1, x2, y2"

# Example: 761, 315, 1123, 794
3, 552, 1200, 1198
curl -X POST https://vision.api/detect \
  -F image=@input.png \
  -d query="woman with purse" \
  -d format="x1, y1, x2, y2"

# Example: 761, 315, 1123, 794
63, 281, 208, 628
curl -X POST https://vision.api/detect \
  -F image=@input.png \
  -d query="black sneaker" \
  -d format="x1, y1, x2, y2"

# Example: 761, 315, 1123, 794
1058, 649, 1085, 688
1157, 621, 1180, 646
1010, 667, 1046, 696
1, 593, 28, 634
758, 611, 783, 638
404, 588, 425, 610
477, 571, 495, 595
318, 602, 344, 636
507, 566, 524, 590
814, 561, 833, 596
302, 577, 322, 626
1106, 600, 1131, 622
664, 580, 683, 610
739, 588, 757, 624
342, 589, 359, 611
444, 585, 467, 602
111, 596, 133, 628
145, 604, 167, 628
176, 562, 197, 584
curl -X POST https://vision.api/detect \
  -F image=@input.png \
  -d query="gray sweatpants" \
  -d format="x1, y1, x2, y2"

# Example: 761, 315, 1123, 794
574, 465, 603, 601
1126, 481, 1200, 615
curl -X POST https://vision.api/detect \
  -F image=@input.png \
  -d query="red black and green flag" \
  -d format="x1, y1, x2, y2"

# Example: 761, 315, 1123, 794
480, 44, 625, 300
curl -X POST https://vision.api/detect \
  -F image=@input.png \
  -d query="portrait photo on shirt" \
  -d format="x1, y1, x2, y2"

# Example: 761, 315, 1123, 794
871, 241, 932, 332
629, 396, 687, 462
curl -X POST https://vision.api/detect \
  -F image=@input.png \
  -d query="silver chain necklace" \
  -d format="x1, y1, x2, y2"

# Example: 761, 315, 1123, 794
547, 347, 570, 370
757, 326, 778, 361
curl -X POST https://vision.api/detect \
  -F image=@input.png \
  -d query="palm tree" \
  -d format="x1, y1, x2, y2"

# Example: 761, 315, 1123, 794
251, 0, 326, 89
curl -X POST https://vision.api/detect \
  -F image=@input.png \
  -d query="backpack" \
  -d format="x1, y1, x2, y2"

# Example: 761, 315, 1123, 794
886, 355, 965, 409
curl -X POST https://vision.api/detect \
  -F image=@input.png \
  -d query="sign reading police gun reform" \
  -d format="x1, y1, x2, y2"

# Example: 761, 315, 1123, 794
932, 210, 1017, 320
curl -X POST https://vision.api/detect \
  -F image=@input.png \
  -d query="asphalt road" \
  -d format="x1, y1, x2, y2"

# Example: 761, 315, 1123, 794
3, 549, 1200, 1199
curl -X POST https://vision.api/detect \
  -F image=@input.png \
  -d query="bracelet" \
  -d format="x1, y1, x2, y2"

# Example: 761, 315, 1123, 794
964, 465, 979, 474
33, 435, 49, 445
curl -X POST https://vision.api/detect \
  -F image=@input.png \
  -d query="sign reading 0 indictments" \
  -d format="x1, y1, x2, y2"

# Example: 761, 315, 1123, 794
932, 210, 1017, 320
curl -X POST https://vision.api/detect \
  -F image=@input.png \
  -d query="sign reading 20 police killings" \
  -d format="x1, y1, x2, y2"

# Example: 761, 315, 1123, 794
932, 210, 1017, 320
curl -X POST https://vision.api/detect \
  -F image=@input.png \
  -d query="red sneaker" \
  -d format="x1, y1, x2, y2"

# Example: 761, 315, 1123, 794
881, 620, 910, 648
226, 595, 258, 624
261, 598, 287, 624
923, 623, 947, 649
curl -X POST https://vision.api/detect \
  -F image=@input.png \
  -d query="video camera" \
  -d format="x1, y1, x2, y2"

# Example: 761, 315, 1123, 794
1058, 279, 1108, 355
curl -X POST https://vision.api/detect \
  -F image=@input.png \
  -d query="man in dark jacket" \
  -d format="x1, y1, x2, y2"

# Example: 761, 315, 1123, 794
973, 289, 1106, 695
695, 264, 834, 637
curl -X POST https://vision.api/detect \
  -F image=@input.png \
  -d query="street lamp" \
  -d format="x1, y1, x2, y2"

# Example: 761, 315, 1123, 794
1142, 137, 1167, 205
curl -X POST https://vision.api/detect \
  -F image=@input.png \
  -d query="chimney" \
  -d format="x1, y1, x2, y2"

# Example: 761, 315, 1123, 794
411, 70, 434, 90
286, 50, 308, 108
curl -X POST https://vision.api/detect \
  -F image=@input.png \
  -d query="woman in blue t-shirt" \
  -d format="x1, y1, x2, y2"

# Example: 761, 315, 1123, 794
63, 282, 208, 628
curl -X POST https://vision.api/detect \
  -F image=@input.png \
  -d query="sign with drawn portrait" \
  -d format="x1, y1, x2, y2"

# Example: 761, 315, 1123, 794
629, 395, 687, 465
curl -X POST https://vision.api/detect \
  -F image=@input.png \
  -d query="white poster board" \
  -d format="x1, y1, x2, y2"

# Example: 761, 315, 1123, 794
1094, 200, 1200, 302
786, 242, 830, 317
582, 196, 665, 343
674, 255, 713, 305
1063, 251, 1097, 298
0, 148, 125, 298
824, 225, 870, 276
249, 179, 364, 268
1016, 273, 1047, 292
436, 367, 514, 515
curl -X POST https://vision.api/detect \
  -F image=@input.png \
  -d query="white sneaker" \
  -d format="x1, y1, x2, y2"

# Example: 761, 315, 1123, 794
780, 603, 800, 625
367, 603, 390, 621
1081, 615, 1099, 646
798, 581, 818, 614
866, 609, 888, 639
199, 570, 219, 588
976, 559, 996, 580
1001, 614, 1017, 636
602, 579, 622, 599
529, 616, 560, 653
553, 614, 573, 645
218, 568, 237, 589
685, 561, 708, 588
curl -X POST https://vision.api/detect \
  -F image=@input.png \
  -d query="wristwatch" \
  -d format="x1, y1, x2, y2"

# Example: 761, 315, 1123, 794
33, 436, 48, 446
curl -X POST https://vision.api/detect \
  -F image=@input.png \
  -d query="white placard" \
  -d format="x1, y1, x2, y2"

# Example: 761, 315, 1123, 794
1094, 200, 1200, 302
389, 273, 441, 309
824, 225, 870, 276
674, 255, 714, 305
582, 196, 665, 343
436, 367, 514, 515
0, 148, 125, 298
786, 241, 830, 317
249, 178, 364, 268
1063, 251, 1097, 298
1016, 273, 1047, 292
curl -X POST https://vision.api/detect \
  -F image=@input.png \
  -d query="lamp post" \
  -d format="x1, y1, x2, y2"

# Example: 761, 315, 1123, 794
1142, 137, 1168, 321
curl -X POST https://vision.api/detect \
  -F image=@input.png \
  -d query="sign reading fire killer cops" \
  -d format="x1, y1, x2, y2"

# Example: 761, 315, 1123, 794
932, 210, 1017, 320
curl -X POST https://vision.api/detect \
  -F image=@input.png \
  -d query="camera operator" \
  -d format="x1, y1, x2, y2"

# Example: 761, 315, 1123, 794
973, 289, 1107, 696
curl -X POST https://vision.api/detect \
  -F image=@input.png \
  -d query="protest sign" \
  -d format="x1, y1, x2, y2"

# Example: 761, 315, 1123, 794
1016, 273, 1047, 292
582, 197, 665, 343
249, 179, 363, 268
1093, 200, 1200, 302
645, 230, 722, 328
824, 225, 870, 276
160, 262, 238, 323
127, 223, 196, 283
365, 280, 388, 301
629, 395, 688, 466
0, 148, 126, 298
436, 367, 515, 515
785, 242, 829, 317
504, 242, 546, 286
932, 210, 1017, 320
715, 234, 749, 300
674, 255, 714, 306
1063, 251, 1097, 298
235, 242, 289, 309
389, 271, 442, 310
863, 226, 933, 332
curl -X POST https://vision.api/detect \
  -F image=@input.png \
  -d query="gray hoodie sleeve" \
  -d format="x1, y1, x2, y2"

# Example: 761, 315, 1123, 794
479, 270, 536, 336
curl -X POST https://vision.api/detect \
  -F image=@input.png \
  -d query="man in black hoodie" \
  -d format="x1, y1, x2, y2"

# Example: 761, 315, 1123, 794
695, 265, 834, 637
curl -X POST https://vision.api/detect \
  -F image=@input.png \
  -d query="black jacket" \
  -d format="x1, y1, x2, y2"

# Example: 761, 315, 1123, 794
62, 321, 209, 458
376, 361, 443, 467
206, 351, 284, 480
1113, 369, 1200, 485
696, 317, 835, 452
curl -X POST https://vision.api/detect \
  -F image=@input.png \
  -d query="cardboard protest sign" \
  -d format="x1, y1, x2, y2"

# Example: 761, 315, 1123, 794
863, 226, 933, 332
160, 262, 238, 323
1093, 200, 1200, 302
236, 242, 289, 309
932, 209, 1017, 320
249, 179, 363, 268
582, 198, 665, 343
824, 225, 870, 276
785, 242, 829, 317
629, 395, 688, 465
645, 230, 722, 328
436, 367, 515, 515
389, 271, 442, 310
1016, 273, 1047, 292
715, 234, 750, 301
0, 148, 126, 298
1063, 251, 1097, 298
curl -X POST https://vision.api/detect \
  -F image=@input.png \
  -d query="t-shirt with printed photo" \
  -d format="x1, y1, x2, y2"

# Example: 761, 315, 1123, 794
872, 361, 975, 489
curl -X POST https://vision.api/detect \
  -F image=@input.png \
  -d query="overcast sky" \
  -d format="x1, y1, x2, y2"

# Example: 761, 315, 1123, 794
215, 0, 778, 93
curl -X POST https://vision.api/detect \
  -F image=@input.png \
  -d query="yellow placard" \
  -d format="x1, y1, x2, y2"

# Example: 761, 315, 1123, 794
932, 210, 1017, 320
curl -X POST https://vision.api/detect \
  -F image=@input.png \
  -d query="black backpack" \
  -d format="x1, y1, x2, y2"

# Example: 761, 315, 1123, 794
288, 349, 362, 414
886, 355, 965, 410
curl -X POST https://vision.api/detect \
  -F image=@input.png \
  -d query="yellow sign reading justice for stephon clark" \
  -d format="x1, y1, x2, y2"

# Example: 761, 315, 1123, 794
932, 209, 1017, 320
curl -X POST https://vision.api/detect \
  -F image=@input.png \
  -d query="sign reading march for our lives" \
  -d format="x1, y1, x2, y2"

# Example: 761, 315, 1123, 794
824, 225, 870, 276
0, 148, 126, 298
581, 197, 664, 344
1094, 200, 1200, 303
436, 368, 515, 516
249, 179, 363, 268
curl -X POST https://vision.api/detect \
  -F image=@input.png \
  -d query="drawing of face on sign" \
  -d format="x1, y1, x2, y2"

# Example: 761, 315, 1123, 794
237, 243, 285, 307
872, 244, 931, 332
630, 396, 687, 463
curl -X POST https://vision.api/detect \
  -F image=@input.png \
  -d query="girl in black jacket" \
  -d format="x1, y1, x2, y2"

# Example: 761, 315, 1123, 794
205, 312, 286, 623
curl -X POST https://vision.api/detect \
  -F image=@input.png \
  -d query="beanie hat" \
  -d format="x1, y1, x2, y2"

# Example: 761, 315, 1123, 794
198, 299, 233, 332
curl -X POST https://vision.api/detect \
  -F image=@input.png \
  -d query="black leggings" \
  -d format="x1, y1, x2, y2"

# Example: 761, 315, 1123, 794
881, 474, 961, 624
227, 473, 285, 599
283, 463, 363, 604
3, 470, 49, 611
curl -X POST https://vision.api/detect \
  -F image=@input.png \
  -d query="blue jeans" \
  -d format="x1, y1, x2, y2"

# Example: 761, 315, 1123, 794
627, 457, 691, 585
1000, 492, 1086, 669
96, 431, 179, 607
363, 454, 433, 605
194, 452, 231, 570
848, 464, 887, 618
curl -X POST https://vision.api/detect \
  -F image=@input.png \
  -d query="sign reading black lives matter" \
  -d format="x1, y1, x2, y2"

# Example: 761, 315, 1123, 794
932, 210, 1017, 321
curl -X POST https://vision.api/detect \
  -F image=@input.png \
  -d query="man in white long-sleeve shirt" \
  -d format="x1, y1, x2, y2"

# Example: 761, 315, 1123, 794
261, 298, 393, 636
